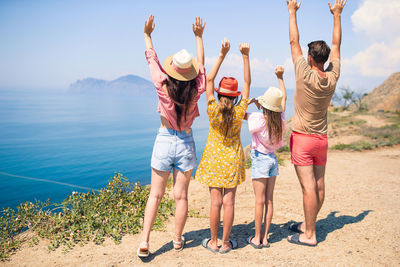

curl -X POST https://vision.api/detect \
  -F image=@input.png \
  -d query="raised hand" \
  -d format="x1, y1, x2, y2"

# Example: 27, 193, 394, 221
239, 43, 250, 56
144, 14, 155, 36
220, 38, 230, 57
241, 43, 251, 99
250, 98, 261, 110
192, 17, 206, 37
275, 66, 284, 79
286, 0, 301, 14
329, 0, 347, 16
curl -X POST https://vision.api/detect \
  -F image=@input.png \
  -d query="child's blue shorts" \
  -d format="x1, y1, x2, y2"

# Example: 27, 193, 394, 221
151, 128, 197, 173
250, 149, 279, 179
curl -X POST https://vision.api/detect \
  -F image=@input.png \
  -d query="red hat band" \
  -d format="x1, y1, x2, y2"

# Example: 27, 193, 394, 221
216, 77, 241, 97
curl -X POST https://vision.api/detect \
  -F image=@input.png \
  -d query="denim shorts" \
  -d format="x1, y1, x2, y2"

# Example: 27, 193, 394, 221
151, 128, 197, 173
250, 149, 279, 179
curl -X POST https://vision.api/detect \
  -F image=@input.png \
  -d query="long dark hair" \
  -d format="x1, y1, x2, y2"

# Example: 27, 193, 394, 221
262, 107, 283, 145
164, 76, 197, 130
217, 94, 240, 138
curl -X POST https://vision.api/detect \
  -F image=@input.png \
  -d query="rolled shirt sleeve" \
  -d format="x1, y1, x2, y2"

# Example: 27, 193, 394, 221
326, 58, 341, 81
294, 56, 311, 81
145, 48, 167, 91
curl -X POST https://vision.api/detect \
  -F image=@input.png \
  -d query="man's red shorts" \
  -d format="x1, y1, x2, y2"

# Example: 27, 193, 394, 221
290, 131, 328, 166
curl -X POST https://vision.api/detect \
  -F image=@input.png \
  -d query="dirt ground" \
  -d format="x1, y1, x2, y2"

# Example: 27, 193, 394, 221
2, 146, 400, 267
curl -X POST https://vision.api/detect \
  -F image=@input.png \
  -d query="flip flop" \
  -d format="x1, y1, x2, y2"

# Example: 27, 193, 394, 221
137, 241, 150, 258
172, 236, 185, 252
219, 239, 238, 254
246, 236, 263, 249
262, 242, 270, 248
202, 238, 219, 253
287, 233, 317, 247
289, 222, 304, 233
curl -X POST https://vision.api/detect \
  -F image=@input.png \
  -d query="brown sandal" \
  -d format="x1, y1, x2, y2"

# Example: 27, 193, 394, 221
137, 241, 150, 258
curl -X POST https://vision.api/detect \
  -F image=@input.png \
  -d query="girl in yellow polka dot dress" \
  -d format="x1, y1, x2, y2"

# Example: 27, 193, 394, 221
195, 38, 251, 254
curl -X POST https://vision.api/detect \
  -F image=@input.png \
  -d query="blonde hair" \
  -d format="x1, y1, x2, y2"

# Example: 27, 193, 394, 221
217, 94, 239, 138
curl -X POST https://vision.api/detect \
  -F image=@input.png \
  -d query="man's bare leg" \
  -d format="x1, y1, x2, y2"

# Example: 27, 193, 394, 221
296, 164, 326, 233
289, 165, 318, 245
315, 165, 326, 213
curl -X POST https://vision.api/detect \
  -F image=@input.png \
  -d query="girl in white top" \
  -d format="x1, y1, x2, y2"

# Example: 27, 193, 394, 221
245, 66, 287, 248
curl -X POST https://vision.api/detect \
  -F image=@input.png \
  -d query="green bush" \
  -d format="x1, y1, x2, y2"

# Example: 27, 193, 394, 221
362, 123, 400, 146
331, 141, 375, 151
353, 120, 367, 126
245, 158, 252, 169
276, 153, 286, 167
245, 153, 285, 168
331, 143, 352, 151
277, 145, 290, 153
0, 172, 174, 259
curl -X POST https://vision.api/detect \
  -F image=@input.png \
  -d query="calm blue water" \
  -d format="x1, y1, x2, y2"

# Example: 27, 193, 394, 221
0, 88, 293, 209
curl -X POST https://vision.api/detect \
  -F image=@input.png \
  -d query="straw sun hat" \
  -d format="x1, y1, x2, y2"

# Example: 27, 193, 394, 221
163, 49, 199, 81
256, 87, 283, 112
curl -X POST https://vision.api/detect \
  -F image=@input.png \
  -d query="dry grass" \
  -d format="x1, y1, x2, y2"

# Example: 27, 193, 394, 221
329, 110, 400, 151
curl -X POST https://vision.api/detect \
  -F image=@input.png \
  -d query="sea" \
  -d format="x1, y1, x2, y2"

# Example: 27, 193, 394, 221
0, 88, 294, 209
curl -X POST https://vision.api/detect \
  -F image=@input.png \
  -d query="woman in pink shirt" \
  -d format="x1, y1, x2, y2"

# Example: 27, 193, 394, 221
137, 15, 206, 257
245, 66, 287, 249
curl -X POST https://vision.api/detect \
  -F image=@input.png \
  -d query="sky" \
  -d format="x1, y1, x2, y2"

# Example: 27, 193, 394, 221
0, 0, 399, 92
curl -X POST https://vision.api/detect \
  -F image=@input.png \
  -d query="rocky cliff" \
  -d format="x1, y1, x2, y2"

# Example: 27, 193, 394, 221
363, 72, 400, 112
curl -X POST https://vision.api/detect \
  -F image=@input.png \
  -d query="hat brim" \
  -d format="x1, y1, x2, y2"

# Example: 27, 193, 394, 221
256, 97, 283, 112
163, 55, 199, 81
214, 88, 241, 97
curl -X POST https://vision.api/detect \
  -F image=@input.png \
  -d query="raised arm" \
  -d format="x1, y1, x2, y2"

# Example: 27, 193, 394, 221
329, 0, 347, 60
206, 38, 230, 101
144, 15, 155, 50
275, 66, 287, 112
193, 17, 206, 66
239, 43, 251, 99
287, 0, 302, 62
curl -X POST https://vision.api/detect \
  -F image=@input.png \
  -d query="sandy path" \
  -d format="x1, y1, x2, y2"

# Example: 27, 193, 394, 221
3, 147, 400, 266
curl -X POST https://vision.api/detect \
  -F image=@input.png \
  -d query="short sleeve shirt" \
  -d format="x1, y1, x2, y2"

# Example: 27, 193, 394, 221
293, 56, 340, 135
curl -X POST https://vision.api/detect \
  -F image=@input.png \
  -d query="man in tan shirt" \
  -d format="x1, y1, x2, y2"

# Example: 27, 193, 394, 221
286, 0, 346, 246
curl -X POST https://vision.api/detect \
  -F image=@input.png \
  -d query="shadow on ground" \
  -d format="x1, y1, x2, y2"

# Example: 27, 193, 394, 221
314, 210, 372, 242
140, 210, 372, 262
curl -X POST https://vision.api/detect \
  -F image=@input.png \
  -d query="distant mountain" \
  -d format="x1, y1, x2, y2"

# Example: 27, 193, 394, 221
69, 75, 154, 95
362, 72, 400, 112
